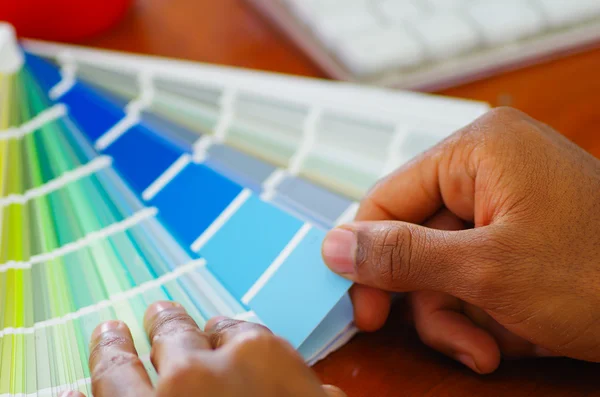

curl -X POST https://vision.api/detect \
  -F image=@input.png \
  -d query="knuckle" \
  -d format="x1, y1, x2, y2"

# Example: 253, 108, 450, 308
470, 107, 544, 144
153, 325, 204, 344
209, 319, 272, 347
91, 351, 144, 380
234, 330, 278, 352
223, 331, 300, 382
160, 357, 216, 394
453, 107, 548, 184
485, 106, 526, 122
461, 107, 528, 143
166, 357, 203, 380
89, 334, 131, 367
149, 310, 198, 342
229, 330, 291, 365
357, 224, 417, 288
210, 318, 244, 334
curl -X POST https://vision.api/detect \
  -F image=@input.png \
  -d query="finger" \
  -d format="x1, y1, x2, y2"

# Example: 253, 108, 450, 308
349, 208, 464, 332
356, 149, 445, 224
322, 220, 493, 297
59, 391, 86, 397
410, 209, 500, 373
355, 122, 483, 224
349, 285, 391, 331
144, 301, 212, 374
204, 317, 273, 348
89, 320, 153, 397
410, 291, 501, 374
206, 318, 325, 396
461, 303, 561, 359
423, 207, 466, 230
322, 385, 347, 397
356, 107, 541, 226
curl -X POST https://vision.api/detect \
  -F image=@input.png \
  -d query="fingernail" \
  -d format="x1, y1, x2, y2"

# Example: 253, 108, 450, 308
322, 385, 347, 397
90, 320, 127, 342
144, 301, 183, 324
322, 228, 357, 275
456, 353, 480, 373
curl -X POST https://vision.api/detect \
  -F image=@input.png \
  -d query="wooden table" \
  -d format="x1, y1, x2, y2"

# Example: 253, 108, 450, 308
72, 0, 600, 395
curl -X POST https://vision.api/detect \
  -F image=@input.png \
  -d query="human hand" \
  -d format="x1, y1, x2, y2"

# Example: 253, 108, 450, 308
66, 302, 345, 397
322, 107, 600, 373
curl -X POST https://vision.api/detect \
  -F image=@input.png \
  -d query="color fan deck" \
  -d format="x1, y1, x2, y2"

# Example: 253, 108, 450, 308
0, 24, 490, 397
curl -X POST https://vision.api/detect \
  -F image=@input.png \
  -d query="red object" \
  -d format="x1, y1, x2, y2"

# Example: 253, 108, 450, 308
0, 0, 133, 42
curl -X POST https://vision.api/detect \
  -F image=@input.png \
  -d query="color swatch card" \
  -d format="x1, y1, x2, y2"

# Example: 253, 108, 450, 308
0, 23, 490, 397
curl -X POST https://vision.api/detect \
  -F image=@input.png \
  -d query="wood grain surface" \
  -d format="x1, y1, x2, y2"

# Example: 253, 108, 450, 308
59, 0, 600, 395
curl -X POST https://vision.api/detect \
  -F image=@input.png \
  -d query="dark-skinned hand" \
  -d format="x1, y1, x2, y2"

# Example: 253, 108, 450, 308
62, 302, 345, 397
322, 107, 600, 374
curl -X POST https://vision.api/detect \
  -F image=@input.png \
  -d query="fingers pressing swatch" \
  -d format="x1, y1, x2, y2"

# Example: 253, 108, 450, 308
144, 301, 212, 374
89, 320, 154, 397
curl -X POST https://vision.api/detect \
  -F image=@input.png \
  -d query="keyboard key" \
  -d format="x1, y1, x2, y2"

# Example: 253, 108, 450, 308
312, 8, 379, 48
335, 26, 425, 76
288, 0, 369, 25
537, 0, 600, 27
412, 14, 480, 59
426, 0, 470, 11
376, 0, 424, 23
466, 1, 547, 45
279, 0, 600, 83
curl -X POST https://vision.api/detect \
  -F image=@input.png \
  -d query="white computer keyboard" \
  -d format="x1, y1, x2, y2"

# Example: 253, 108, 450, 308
247, 0, 600, 90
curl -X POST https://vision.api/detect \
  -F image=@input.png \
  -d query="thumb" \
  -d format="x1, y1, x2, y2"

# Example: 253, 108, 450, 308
322, 221, 490, 296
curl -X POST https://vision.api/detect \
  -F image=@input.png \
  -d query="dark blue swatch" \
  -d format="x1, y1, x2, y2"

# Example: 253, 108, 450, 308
24, 52, 62, 94
60, 82, 126, 143
150, 163, 243, 247
103, 124, 184, 195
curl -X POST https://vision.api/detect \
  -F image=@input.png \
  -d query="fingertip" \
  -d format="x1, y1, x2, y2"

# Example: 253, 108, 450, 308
143, 301, 184, 330
449, 324, 501, 375
87, 318, 153, 395
458, 351, 501, 375
59, 391, 86, 397
322, 227, 357, 276
322, 384, 347, 397
90, 320, 130, 345
204, 316, 230, 332
411, 292, 500, 375
207, 318, 273, 349
350, 285, 390, 331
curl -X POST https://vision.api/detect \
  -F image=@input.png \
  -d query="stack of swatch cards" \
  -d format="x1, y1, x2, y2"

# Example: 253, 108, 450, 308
0, 23, 490, 397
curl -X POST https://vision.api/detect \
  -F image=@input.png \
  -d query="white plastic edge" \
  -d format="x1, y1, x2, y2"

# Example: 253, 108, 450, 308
0, 23, 24, 74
